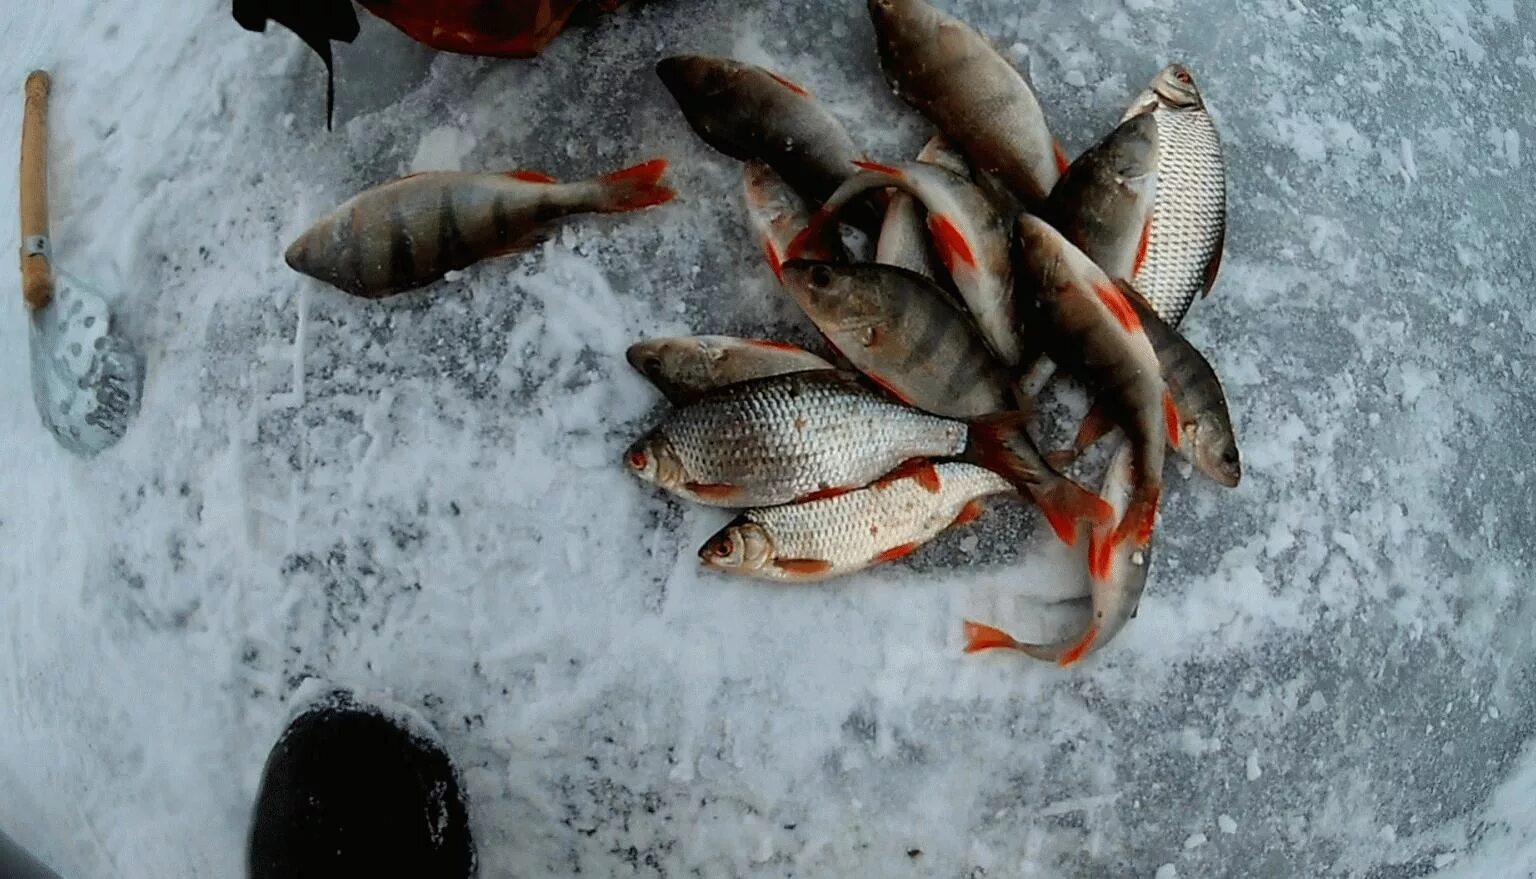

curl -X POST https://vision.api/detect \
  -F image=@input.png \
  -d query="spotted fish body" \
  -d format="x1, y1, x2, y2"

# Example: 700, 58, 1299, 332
1123, 63, 1226, 326
627, 370, 970, 508
699, 461, 1012, 582
780, 260, 1013, 419
867, 0, 1063, 208
626, 336, 833, 405
286, 160, 673, 297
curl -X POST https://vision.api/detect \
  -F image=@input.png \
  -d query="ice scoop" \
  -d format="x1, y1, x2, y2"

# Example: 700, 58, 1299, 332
18, 71, 142, 456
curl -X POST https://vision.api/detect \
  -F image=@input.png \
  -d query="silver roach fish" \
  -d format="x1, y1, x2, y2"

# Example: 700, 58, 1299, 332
625, 370, 1109, 545
741, 161, 845, 284
1122, 63, 1227, 326
1013, 216, 1178, 577
658, 55, 864, 211
792, 158, 1020, 365
701, 460, 1011, 581
877, 134, 971, 280
286, 160, 674, 298
626, 335, 832, 405
779, 260, 1014, 419
966, 439, 1148, 665
1044, 112, 1159, 283
1054, 288, 1241, 488
867, 0, 1065, 208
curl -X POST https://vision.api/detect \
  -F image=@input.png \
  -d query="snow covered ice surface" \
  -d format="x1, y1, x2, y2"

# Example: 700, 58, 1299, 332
0, 0, 1533, 876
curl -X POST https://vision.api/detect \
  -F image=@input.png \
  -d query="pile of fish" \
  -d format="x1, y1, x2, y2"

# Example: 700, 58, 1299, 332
627, 0, 1241, 666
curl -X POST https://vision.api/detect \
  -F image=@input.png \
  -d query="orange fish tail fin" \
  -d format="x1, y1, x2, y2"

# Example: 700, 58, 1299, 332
1164, 390, 1181, 449
963, 619, 1021, 653
1073, 400, 1115, 454
1029, 476, 1113, 548
597, 159, 675, 211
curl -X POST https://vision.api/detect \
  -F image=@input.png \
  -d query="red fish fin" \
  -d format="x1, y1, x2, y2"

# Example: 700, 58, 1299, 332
1133, 215, 1153, 276
1053, 140, 1070, 176
963, 620, 1020, 653
765, 70, 811, 97
774, 558, 832, 576
875, 458, 941, 492
1164, 391, 1181, 449
852, 159, 904, 177
1058, 625, 1100, 667
1094, 282, 1142, 333
952, 499, 986, 527
597, 159, 675, 212
928, 214, 978, 269
763, 239, 784, 282
507, 170, 557, 183
874, 542, 921, 564
1073, 401, 1115, 454
1027, 478, 1114, 548
795, 485, 854, 503
786, 211, 832, 262
749, 339, 808, 352
1112, 486, 1162, 549
1201, 224, 1226, 296
685, 481, 740, 501
1087, 525, 1115, 582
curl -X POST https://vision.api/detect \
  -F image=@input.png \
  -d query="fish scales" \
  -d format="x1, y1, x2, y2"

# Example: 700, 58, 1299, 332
1130, 92, 1226, 326
732, 463, 1011, 579
659, 373, 968, 506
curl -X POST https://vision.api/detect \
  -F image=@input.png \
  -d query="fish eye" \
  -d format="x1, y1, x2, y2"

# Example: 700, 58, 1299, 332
708, 537, 734, 558
1175, 69, 1193, 84
1222, 447, 1239, 465
642, 355, 664, 376
810, 265, 833, 288
627, 448, 649, 470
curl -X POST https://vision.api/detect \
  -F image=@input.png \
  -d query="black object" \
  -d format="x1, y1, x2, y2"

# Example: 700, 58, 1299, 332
0, 829, 62, 879
247, 689, 477, 878
233, 0, 361, 127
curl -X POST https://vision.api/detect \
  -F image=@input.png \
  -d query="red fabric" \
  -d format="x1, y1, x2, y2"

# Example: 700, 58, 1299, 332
359, 0, 623, 57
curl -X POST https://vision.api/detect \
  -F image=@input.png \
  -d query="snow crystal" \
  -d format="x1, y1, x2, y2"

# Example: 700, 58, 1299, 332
1217, 815, 1238, 835
1246, 751, 1263, 781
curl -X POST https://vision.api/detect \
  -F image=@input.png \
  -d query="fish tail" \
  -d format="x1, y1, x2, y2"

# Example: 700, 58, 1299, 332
596, 158, 676, 212
965, 412, 1111, 547
963, 619, 1021, 653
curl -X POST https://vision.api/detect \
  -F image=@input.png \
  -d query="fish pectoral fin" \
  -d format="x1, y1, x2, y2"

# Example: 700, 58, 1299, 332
685, 481, 741, 501
951, 499, 986, 527
1093, 282, 1143, 333
1057, 625, 1101, 667
875, 458, 942, 493
1073, 401, 1115, 454
773, 558, 833, 577
1164, 390, 1181, 449
928, 213, 978, 269
1201, 224, 1226, 297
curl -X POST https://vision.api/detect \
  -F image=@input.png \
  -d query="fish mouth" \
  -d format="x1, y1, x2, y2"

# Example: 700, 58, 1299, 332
655, 55, 719, 97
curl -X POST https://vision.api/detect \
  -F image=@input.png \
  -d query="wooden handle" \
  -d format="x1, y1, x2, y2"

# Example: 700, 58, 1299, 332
19, 70, 53, 311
